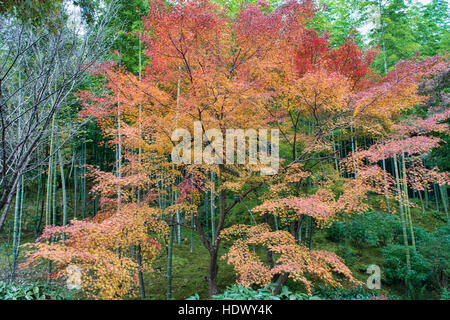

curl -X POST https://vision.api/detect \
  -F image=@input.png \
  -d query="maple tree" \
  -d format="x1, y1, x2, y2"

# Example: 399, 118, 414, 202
135, 0, 321, 296
82, 0, 446, 297
20, 203, 167, 299
220, 223, 360, 294
240, 6, 446, 292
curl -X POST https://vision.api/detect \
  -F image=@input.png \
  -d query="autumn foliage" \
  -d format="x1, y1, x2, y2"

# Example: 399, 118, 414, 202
21, 203, 167, 299
220, 224, 360, 293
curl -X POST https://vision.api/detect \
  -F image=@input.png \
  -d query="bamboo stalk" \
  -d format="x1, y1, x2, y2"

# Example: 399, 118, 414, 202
167, 225, 174, 299
393, 153, 412, 291
58, 146, 67, 226
401, 153, 416, 251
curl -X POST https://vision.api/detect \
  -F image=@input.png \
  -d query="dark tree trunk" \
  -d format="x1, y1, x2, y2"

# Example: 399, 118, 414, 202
136, 244, 146, 299
308, 216, 314, 250
272, 273, 290, 295
208, 246, 219, 297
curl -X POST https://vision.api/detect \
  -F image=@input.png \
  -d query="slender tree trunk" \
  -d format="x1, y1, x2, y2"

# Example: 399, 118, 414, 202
10, 74, 25, 282
418, 190, 425, 215
439, 185, 449, 222
393, 153, 412, 292
82, 137, 87, 218
34, 162, 43, 238
264, 214, 275, 269
332, 132, 339, 171
434, 184, 440, 212
210, 171, 216, 243
208, 246, 219, 297
176, 200, 181, 246
402, 153, 416, 251
204, 189, 209, 238
117, 108, 121, 212
58, 147, 67, 226
52, 151, 57, 226
190, 212, 194, 253
138, 41, 143, 204
45, 116, 56, 226
308, 216, 314, 250
74, 153, 78, 219
350, 126, 356, 177
137, 244, 146, 299
36, 184, 45, 237
10, 176, 23, 283
378, 0, 388, 75
382, 159, 391, 213
167, 225, 174, 299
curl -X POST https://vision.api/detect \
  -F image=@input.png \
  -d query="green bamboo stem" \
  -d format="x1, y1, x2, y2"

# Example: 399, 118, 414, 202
52, 151, 57, 226
393, 153, 412, 292
10, 176, 23, 283
434, 184, 440, 212
45, 116, 56, 226
382, 158, 391, 213
401, 153, 416, 251
137, 244, 146, 299
34, 159, 43, 237
167, 225, 174, 299
190, 212, 194, 253
82, 137, 87, 218
439, 184, 449, 222
74, 153, 78, 219
58, 147, 67, 226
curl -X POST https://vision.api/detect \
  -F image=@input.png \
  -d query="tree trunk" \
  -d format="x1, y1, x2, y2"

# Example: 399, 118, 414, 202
10, 176, 23, 283
58, 147, 67, 226
82, 137, 87, 218
308, 216, 314, 250
208, 246, 219, 297
401, 153, 416, 251
434, 184, 440, 212
439, 185, 449, 222
136, 244, 146, 300
190, 212, 194, 253
382, 158, 391, 213
210, 171, 216, 243
167, 225, 174, 299
393, 153, 412, 293
34, 166, 43, 238
74, 154, 77, 219
272, 273, 289, 296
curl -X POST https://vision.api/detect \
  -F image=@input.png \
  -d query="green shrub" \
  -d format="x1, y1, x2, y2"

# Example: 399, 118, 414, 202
315, 285, 388, 300
187, 284, 315, 300
0, 281, 73, 300
382, 244, 431, 287
357, 211, 399, 246
336, 246, 358, 266
327, 212, 399, 248
348, 219, 379, 248
440, 288, 450, 300
418, 225, 450, 290
326, 221, 347, 243
383, 225, 449, 296
393, 224, 432, 247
